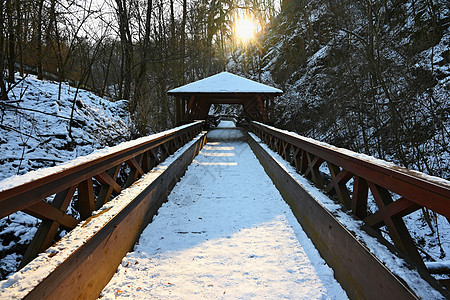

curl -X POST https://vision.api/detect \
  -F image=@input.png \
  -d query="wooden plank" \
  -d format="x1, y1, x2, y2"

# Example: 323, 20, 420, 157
95, 171, 122, 194
181, 98, 186, 120
364, 197, 421, 228
78, 179, 95, 220
326, 162, 351, 208
23, 201, 79, 229
269, 96, 274, 122
256, 95, 267, 122
248, 135, 429, 300
305, 153, 325, 188
281, 141, 290, 161
18, 133, 207, 300
368, 183, 425, 268
19, 186, 78, 268
325, 169, 353, 193
186, 95, 195, 117
352, 176, 368, 218
126, 157, 145, 176
175, 96, 181, 123
291, 147, 301, 168
96, 166, 121, 209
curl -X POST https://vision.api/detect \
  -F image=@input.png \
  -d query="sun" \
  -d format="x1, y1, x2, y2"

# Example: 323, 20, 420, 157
235, 17, 255, 43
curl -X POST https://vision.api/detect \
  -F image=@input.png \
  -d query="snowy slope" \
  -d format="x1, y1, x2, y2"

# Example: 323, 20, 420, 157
0, 74, 132, 279
0, 74, 131, 181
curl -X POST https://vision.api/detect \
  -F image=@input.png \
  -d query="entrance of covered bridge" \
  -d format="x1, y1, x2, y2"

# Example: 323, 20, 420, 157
168, 71, 283, 124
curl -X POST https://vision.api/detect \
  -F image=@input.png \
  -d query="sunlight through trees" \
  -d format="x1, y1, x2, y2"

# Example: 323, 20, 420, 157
234, 16, 256, 44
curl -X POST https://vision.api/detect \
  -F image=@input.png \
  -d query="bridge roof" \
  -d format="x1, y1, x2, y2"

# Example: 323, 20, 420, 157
167, 72, 283, 95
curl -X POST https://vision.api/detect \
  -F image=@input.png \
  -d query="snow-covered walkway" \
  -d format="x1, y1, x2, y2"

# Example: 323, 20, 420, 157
100, 121, 347, 299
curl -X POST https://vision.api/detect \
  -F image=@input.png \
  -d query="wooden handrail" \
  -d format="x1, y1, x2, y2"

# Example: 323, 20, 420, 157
250, 121, 450, 268
0, 121, 204, 267
250, 122, 450, 216
0, 131, 208, 300
0, 121, 203, 218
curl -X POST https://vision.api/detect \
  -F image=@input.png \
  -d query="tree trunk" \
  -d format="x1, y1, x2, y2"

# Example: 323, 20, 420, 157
7, 0, 15, 83
115, 0, 133, 100
181, 0, 187, 84
15, 0, 23, 77
0, 0, 8, 99
131, 0, 153, 115
100, 44, 115, 97
206, 0, 216, 75
37, 0, 44, 80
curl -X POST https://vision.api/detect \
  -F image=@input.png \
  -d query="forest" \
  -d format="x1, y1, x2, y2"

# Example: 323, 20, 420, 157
0, 0, 449, 283
0, 0, 448, 176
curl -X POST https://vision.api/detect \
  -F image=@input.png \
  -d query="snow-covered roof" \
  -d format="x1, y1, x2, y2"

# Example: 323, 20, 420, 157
167, 72, 283, 94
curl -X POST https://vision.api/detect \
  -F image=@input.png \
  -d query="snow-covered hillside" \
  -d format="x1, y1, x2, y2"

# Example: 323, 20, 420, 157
0, 74, 132, 279
0, 74, 131, 181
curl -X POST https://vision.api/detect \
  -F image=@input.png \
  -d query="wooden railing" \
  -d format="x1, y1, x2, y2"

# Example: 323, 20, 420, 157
250, 122, 450, 270
0, 121, 204, 268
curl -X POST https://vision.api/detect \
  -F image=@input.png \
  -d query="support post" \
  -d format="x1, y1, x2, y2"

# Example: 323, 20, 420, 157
175, 96, 181, 124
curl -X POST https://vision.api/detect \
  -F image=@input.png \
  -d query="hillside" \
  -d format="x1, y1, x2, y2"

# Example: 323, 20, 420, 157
0, 74, 132, 279
260, 0, 450, 277
265, 0, 449, 180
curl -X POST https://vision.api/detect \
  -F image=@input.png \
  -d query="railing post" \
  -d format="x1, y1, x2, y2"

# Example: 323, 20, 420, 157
369, 182, 425, 268
78, 179, 95, 219
351, 176, 368, 218
19, 185, 78, 269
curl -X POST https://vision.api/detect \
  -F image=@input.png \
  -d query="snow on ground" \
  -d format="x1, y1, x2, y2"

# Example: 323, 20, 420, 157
0, 74, 132, 279
100, 121, 347, 299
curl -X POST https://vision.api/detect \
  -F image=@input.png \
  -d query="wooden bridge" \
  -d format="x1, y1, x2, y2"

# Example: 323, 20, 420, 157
0, 73, 449, 299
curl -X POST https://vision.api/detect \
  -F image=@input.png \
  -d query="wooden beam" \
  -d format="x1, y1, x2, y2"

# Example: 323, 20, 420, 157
19, 186, 78, 269
305, 153, 325, 188
352, 176, 368, 218
78, 179, 95, 219
126, 157, 145, 176
326, 162, 351, 208
256, 95, 266, 122
96, 166, 121, 209
0, 122, 205, 219
124, 156, 145, 188
270, 96, 275, 122
23, 201, 79, 229
95, 171, 122, 194
364, 197, 421, 228
181, 98, 186, 120
186, 95, 195, 118
249, 122, 450, 218
368, 182, 425, 268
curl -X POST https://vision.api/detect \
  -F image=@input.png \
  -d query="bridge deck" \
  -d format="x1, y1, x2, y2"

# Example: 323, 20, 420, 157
100, 122, 347, 299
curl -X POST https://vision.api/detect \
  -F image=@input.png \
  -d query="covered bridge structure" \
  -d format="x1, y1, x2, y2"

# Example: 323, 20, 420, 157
168, 72, 283, 124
